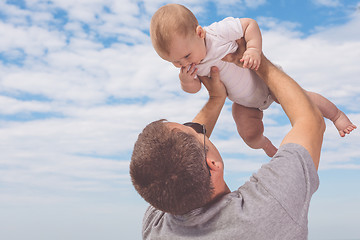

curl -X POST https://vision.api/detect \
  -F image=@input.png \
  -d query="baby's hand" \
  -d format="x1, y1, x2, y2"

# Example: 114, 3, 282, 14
241, 48, 261, 70
179, 63, 198, 82
179, 64, 201, 93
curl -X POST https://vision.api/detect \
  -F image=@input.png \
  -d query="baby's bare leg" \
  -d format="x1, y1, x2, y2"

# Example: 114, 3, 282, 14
232, 103, 277, 157
305, 91, 357, 137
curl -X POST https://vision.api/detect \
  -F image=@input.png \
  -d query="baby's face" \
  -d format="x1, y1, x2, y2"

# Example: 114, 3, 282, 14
164, 32, 206, 68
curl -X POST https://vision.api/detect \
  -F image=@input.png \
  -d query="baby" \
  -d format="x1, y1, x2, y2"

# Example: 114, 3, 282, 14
150, 3, 356, 157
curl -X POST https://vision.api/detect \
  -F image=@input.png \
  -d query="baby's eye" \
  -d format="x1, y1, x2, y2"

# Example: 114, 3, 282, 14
184, 54, 190, 59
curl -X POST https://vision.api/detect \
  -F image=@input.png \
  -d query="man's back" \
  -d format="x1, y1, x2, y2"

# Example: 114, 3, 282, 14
143, 144, 319, 240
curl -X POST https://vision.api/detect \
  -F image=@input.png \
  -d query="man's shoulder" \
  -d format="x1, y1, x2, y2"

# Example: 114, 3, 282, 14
247, 143, 319, 225
252, 143, 318, 187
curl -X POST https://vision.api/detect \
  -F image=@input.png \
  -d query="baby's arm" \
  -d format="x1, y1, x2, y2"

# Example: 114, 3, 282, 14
239, 18, 262, 70
179, 63, 202, 93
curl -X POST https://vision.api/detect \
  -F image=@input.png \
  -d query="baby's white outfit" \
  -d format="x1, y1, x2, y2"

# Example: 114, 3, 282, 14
197, 17, 273, 110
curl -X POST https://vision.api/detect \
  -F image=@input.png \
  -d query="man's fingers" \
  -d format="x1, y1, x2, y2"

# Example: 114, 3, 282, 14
200, 66, 227, 99
198, 66, 219, 86
222, 38, 246, 64
210, 66, 219, 76
221, 54, 233, 63
197, 75, 207, 84
235, 38, 247, 56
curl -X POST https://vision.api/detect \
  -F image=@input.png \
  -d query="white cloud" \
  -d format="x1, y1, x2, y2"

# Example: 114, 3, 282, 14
257, 17, 303, 37
312, 12, 360, 42
0, 22, 66, 55
0, 96, 52, 114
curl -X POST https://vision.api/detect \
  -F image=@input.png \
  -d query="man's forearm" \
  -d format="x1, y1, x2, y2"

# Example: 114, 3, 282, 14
256, 54, 325, 168
194, 66, 227, 138
192, 95, 226, 138
256, 55, 321, 126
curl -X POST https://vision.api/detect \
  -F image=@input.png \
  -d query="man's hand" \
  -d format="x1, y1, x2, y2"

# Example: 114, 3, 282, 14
198, 66, 227, 100
241, 48, 261, 70
222, 38, 247, 68
222, 38, 261, 70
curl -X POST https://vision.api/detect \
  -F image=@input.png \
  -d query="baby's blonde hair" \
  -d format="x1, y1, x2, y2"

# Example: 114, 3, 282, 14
150, 4, 198, 56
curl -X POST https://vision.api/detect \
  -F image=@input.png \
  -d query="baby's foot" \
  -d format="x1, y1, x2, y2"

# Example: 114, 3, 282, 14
332, 111, 357, 137
263, 137, 278, 157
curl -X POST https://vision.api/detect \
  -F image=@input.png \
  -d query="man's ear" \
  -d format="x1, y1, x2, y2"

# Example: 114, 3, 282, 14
206, 157, 222, 172
196, 25, 205, 39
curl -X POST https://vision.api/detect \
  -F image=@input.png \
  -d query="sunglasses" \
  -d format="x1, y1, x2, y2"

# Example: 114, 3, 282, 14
183, 122, 211, 176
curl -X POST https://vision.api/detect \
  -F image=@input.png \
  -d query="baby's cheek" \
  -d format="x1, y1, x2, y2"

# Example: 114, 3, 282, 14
173, 63, 181, 68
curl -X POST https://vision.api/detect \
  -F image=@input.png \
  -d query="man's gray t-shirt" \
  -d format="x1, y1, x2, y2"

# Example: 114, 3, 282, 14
142, 143, 319, 240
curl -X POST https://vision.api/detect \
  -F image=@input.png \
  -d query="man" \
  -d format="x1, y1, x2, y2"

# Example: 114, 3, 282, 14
130, 40, 325, 239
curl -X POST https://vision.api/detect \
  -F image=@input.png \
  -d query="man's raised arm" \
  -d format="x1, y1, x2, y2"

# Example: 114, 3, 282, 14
223, 38, 325, 169
256, 55, 325, 170
193, 67, 227, 138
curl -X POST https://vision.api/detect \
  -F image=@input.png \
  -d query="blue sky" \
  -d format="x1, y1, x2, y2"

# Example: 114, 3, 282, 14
0, 0, 359, 239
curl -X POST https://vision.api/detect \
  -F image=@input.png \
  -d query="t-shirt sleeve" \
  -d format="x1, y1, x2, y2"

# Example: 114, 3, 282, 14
206, 17, 243, 41
250, 143, 319, 225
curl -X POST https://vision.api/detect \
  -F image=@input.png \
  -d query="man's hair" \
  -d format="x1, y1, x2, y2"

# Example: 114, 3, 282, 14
150, 4, 199, 56
130, 119, 213, 215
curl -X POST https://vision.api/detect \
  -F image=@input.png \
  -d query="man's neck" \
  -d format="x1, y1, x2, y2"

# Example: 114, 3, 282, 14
210, 183, 231, 204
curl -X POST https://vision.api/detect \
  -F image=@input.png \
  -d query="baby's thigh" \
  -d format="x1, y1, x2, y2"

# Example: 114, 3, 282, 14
232, 103, 264, 130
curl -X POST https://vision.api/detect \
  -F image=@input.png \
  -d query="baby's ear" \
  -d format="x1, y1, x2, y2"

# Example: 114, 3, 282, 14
196, 25, 205, 38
